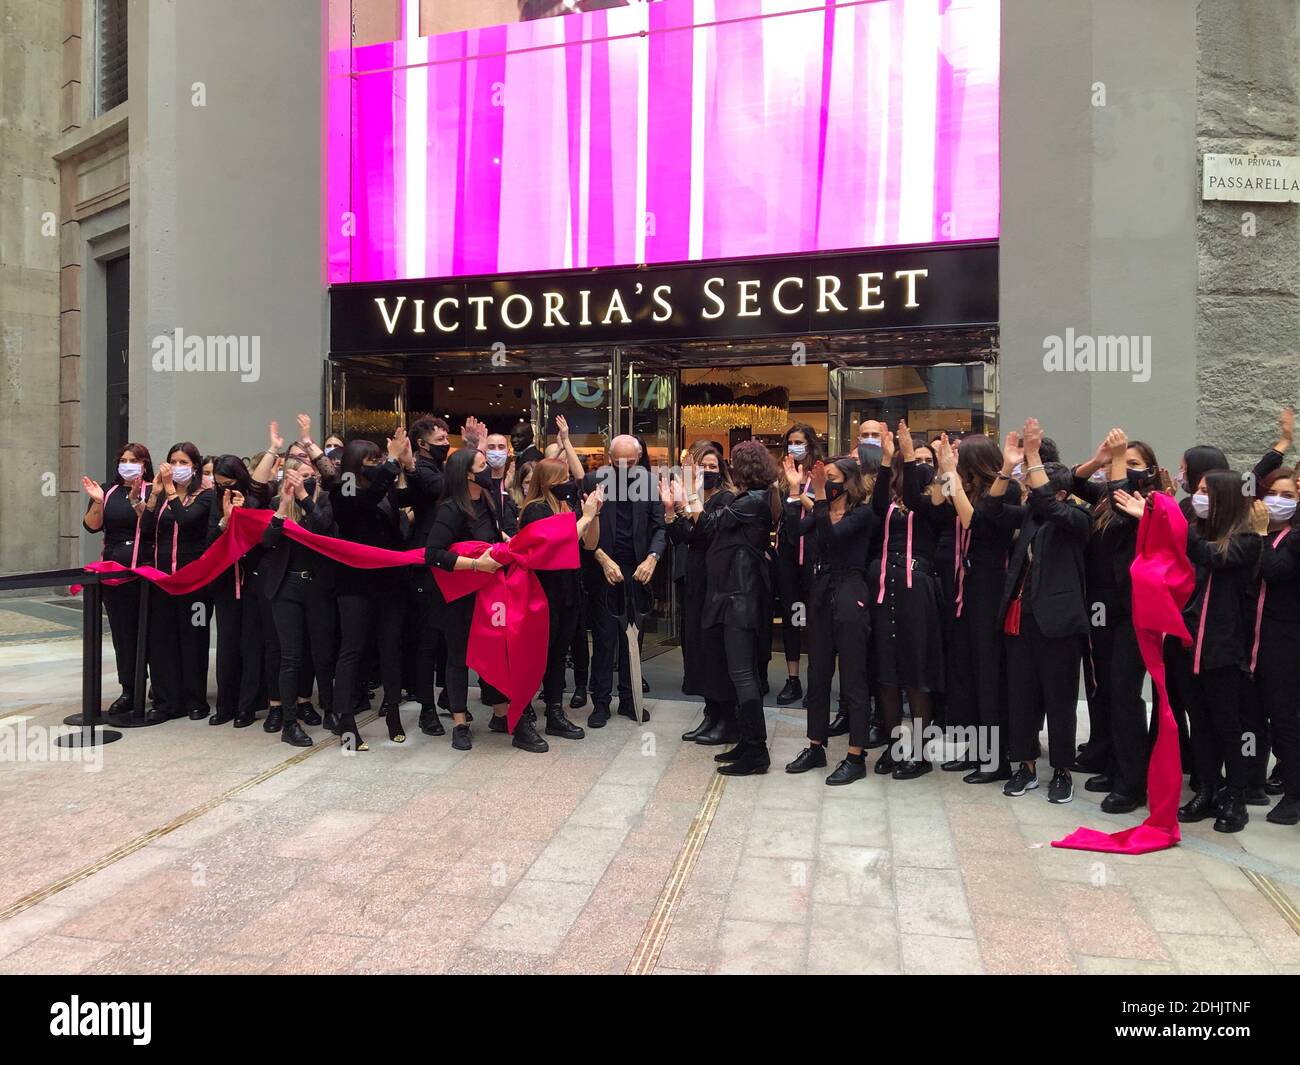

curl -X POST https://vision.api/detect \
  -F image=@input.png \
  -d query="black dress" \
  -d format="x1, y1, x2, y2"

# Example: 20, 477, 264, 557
666, 490, 735, 699
869, 463, 946, 692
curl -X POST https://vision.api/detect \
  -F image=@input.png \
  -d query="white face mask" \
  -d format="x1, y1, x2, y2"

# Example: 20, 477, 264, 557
1265, 496, 1297, 523
1191, 492, 1210, 519
170, 465, 194, 486
486, 448, 509, 470
1089, 468, 1108, 483
118, 462, 143, 481
788, 443, 807, 460
859, 437, 882, 448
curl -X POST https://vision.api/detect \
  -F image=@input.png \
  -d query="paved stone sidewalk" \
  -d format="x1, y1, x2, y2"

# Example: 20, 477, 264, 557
1, 634, 1299, 974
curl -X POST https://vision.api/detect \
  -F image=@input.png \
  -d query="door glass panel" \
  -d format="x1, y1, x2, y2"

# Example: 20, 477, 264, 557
331, 371, 406, 445
533, 371, 613, 475
832, 363, 998, 454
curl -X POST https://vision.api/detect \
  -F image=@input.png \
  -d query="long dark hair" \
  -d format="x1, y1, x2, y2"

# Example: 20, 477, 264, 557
1200, 469, 1252, 555
212, 454, 252, 495
827, 456, 866, 510
340, 439, 383, 484
439, 447, 483, 520
688, 439, 734, 494
166, 442, 202, 495
1094, 440, 1159, 532
1183, 445, 1228, 496
783, 423, 824, 467
114, 442, 154, 485
955, 434, 1002, 505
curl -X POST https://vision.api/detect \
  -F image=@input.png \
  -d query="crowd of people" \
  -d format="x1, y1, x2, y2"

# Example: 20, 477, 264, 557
81, 407, 1300, 835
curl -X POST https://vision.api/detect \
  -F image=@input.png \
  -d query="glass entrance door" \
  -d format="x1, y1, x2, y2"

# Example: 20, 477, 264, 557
829, 363, 998, 453
328, 367, 407, 444
532, 370, 614, 476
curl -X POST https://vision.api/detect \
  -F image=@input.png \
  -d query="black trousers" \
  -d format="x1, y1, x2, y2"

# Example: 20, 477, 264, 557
777, 551, 810, 663
333, 577, 405, 716
947, 566, 1006, 746
1248, 618, 1300, 798
1091, 611, 1149, 797
270, 574, 337, 714
1005, 611, 1083, 768
805, 575, 870, 747
103, 579, 145, 697
1155, 636, 1194, 768
1174, 656, 1247, 793
720, 623, 765, 744
212, 573, 265, 718
410, 576, 447, 710
569, 582, 590, 688
589, 561, 647, 710
148, 586, 211, 715
252, 579, 281, 704
441, 597, 507, 714
544, 599, 581, 707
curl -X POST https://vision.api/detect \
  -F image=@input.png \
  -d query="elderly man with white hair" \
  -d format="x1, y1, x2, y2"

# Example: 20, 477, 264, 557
566, 434, 666, 727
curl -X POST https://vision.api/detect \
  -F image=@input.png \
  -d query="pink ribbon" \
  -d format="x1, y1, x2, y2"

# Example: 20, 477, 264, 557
953, 515, 970, 617
1054, 493, 1192, 855
875, 503, 914, 605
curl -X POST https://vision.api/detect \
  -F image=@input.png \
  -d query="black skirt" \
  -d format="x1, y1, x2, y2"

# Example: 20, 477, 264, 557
869, 555, 946, 692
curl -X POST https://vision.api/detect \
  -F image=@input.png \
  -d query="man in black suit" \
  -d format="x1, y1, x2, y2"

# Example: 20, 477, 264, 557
579, 434, 666, 727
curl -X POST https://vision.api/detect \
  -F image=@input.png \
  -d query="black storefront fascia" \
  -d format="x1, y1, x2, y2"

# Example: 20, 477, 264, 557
329, 242, 997, 358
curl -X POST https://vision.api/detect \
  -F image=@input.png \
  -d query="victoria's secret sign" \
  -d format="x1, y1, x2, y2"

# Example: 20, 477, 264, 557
329, 244, 996, 354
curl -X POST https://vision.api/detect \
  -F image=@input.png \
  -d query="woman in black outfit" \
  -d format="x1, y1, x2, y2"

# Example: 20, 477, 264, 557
519, 456, 601, 738
329, 431, 412, 750
870, 422, 948, 779
261, 459, 338, 748
705, 440, 781, 777
774, 424, 822, 706
1069, 431, 1163, 811
1167, 470, 1266, 832
1245, 467, 1300, 824
784, 457, 877, 784
142, 442, 215, 724
932, 433, 1021, 782
81, 443, 155, 714
663, 441, 736, 744
425, 447, 549, 754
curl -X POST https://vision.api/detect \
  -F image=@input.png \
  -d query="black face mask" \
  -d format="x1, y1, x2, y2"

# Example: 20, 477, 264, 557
474, 470, 495, 492
302, 477, 317, 497
701, 471, 723, 491
553, 482, 579, 505
825, 481, 846, 502
1126, 466, 1155, 492
427, 442, 449, 462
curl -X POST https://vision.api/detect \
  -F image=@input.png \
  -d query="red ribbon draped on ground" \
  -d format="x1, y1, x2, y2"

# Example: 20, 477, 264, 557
80, 507, 578, 732
1054, 493, 1192, 854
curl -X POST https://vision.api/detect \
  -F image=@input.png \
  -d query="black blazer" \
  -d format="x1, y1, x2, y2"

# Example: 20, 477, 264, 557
991, 483, 1092, 638
405, 453, 446, 548
259, 494, 338, 599
582, 467, 667, 562
1184, 528, 1261, 672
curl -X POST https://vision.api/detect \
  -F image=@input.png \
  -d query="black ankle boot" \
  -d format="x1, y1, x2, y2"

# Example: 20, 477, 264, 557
1178, 787, 1217, 823
489, 712, 510, 734
297, 701, 322, 727
383, 702, 405, 743
1213, 792, 1249, 833
714, 745, 745, 763
419, 705, 445, 736
827, 710, 850, 737
683, 706, 721, 741
263, 706, 284, 734
545, 705, 584, 740
776, 677, 803, 706
282, 719, 313, 747
695, 715, 739, 746
512, 715, 550, 753
717, 742, 770, 776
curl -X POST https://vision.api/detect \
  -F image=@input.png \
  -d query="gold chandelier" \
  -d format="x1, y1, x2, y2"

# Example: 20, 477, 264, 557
680, 402, 789, 436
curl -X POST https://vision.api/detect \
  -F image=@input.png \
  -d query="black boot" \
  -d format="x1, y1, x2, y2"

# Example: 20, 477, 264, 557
383, 702, 405, 743
1213, 792, 1249, 833
827, 710, 850, 737
1178, 786, 1218, 823
545, 705, 584, 740
263, 706, 284, 734
419, 705, 445, 736
489, 712, 511, 734
714, 745, 745, 763
776, 677, 803, 706
569, 684, 588, 710
716, 741, 770, 776
695, 714, 739, 746
864, 709, 887, 749
282, 717, 313, 748
682, 706, 720, 742
322, 709, 339, 733
297, 701, 322, 727
512, 714, 550, 753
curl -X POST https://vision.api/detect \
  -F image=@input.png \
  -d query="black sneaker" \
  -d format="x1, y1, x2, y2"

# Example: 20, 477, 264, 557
1003, 764, 1039, 797
451, 724, 472, 751
588, 706, 610, 729
826, 758, 867, 786
776, 677, 803, 706
785, 745, 827, 774
1048, 769, 1073, 804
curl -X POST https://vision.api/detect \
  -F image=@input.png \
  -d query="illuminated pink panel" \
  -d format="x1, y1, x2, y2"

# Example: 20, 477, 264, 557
327, 0, 1000, 284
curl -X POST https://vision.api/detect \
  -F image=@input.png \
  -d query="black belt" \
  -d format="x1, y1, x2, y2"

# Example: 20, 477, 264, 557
287, 570, 314, 581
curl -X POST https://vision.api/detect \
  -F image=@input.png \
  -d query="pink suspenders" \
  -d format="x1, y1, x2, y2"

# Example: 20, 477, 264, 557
102, 484, 144, 570
876, 503, 914, 605
1248, 527, 1291, 674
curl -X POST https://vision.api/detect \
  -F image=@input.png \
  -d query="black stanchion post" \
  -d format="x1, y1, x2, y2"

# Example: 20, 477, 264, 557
58, 578, 122, 748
